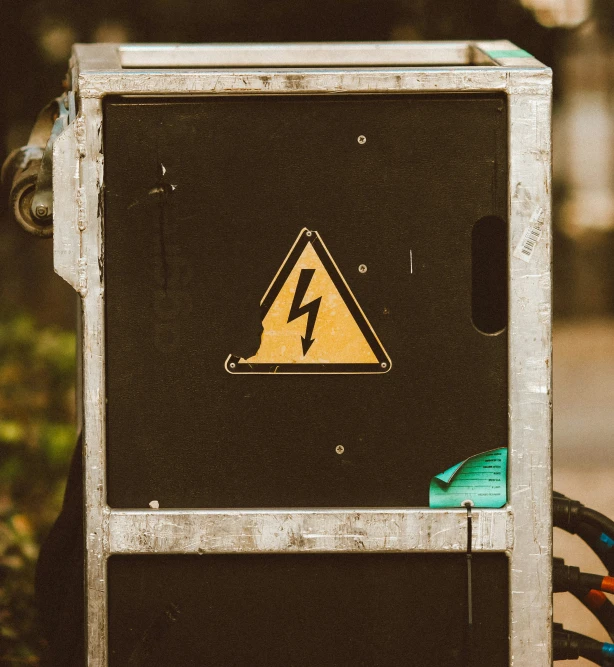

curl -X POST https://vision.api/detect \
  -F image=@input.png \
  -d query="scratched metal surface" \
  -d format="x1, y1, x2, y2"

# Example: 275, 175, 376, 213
108, 508, 512, 554
52, 42, 552, 666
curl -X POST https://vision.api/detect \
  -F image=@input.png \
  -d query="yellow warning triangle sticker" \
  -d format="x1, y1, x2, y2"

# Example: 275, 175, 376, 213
226, 229, 391, 374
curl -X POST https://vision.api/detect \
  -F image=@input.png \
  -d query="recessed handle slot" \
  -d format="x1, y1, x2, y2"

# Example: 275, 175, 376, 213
471, 216, 507, 335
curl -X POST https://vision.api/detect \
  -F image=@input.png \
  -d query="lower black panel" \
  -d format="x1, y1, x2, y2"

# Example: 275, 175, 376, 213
108, 553, 509, 667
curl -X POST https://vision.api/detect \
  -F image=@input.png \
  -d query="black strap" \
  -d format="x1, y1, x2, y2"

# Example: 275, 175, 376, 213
463, 501, 474, 667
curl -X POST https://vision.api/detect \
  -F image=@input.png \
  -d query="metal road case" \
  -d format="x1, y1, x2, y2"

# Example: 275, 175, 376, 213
53, 41, 552, 666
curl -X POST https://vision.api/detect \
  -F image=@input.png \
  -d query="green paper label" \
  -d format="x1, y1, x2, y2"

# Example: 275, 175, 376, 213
429, 447, 507, 509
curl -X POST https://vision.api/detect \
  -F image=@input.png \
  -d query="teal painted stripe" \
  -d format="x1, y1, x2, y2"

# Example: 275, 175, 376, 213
600, 532, 614, 549
487, 49, 532, 59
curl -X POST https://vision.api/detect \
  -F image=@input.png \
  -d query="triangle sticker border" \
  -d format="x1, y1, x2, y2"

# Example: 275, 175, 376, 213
225, 228, 392, 374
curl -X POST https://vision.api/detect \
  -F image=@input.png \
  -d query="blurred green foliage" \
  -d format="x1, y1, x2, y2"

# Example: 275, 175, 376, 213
0, 312, 76, 664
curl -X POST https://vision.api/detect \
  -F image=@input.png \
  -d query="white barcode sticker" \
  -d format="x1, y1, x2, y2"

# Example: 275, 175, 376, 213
513, 208, 545, 263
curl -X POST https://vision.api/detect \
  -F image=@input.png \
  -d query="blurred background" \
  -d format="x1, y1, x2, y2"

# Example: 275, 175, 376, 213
0, 0, 612, 664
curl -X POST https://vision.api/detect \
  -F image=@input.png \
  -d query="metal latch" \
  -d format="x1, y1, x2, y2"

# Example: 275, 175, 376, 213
1, 94, 69, 237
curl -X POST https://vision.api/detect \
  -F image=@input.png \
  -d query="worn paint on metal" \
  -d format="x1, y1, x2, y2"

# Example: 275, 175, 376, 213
108, 508, 513, 555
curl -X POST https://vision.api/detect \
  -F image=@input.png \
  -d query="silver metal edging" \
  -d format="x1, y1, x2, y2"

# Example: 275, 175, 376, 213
118, 41, 476, 68
506, 70, 553, 666
107, 508, 514, 555
77, 67, 515, 98
78, 95, 107, 667
77, 40, 544, 70
52, 41, 553, 667
72, 42, 550, 99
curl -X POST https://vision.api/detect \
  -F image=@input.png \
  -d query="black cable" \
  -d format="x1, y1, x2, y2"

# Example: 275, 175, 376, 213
554, 558, 614, 642
553, 557, 614, 595
554, 623, 614, 664
553, 493, 614, 575
553, 493, 614, 538
582, 508, 614, 548
570, 587, 614, 643
575, 522, 614, 575
463, 500, 474, 667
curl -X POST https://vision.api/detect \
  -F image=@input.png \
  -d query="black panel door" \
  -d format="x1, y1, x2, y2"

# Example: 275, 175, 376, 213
108, 553, 509, 667
104, 94, 508, 509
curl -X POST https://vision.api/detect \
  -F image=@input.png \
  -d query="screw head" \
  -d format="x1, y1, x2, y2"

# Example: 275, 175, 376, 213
358, 264, 367, 274
34, 205, 49, 219
335, 445, 344, 455
357, 135, 367, 144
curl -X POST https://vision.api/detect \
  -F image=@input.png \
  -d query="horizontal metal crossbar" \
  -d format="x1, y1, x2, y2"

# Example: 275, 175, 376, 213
107, 508, 513, 554
74, 68, 550, 101
71, 41, 548, 99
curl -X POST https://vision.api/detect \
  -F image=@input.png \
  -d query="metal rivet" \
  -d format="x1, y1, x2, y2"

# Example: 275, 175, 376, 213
357, 135, 366, 144
229, 362, 236, 369
336, 445, 344, 455
34, 205, 49, 218
306, 231, 312, 237
358, 264, 367, 274
380, 362, 387, 369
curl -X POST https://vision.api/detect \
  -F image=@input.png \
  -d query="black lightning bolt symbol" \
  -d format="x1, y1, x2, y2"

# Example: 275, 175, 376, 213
287, 268, 322, 357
